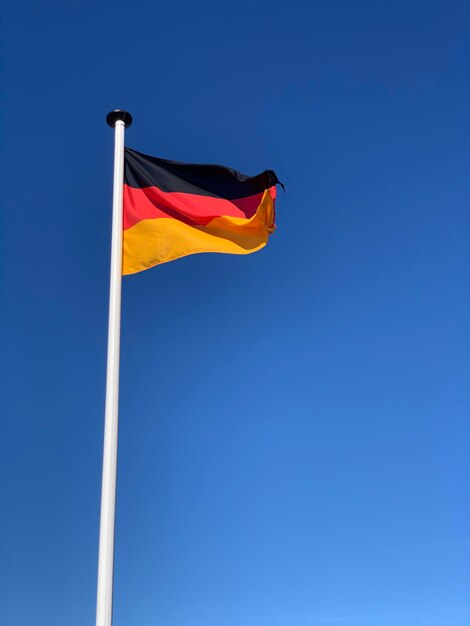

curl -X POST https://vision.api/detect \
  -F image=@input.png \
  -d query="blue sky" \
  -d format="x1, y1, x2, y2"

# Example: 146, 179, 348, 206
2, 1, 469, 625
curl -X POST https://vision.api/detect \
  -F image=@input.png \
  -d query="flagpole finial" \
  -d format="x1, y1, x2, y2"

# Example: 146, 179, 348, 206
106, 110, 133, 128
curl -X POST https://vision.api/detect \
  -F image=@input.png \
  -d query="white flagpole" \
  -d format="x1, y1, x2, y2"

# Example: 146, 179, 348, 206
96, 110, 133, 626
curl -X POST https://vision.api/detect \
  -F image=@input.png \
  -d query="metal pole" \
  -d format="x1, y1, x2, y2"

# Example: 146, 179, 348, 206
96, 110, 133, 626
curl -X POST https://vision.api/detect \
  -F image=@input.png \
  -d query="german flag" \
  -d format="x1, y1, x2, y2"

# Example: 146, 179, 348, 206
123, 148, 282, 274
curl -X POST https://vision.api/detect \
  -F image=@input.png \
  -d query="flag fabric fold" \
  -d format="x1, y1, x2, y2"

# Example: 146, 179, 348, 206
122, 148, 281, 274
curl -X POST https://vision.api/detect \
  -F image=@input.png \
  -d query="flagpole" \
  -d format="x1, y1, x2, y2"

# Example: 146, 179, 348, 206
96, 109, 133, 626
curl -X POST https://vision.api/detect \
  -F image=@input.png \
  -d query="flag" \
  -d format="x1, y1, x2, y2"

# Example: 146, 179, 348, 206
123, 148, 282, 274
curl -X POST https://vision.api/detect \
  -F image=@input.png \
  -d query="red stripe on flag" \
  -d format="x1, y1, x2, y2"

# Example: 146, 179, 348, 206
123, 185, 274, 230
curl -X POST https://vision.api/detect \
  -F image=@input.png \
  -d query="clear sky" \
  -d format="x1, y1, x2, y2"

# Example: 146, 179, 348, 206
2, 1, 469, 625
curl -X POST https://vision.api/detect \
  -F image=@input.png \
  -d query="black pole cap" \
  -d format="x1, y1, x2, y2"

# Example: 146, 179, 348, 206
106, 110, 133, 128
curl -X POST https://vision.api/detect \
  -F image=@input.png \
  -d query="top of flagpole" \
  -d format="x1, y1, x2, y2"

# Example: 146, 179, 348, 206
106, 109, 133, 128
